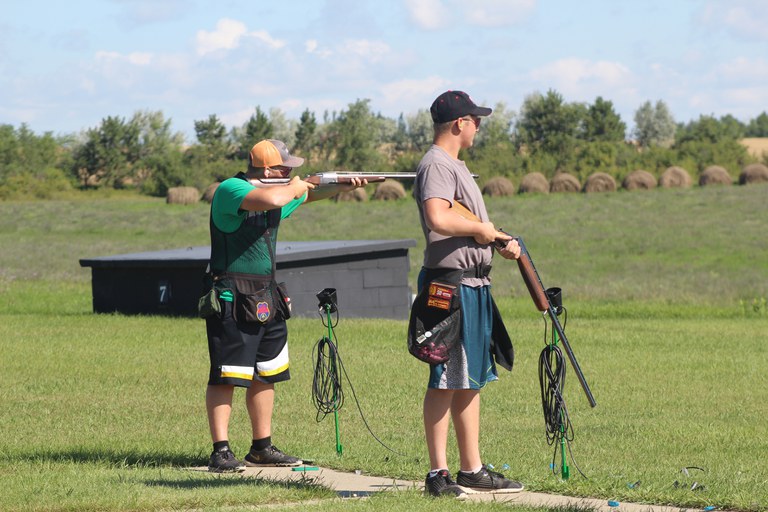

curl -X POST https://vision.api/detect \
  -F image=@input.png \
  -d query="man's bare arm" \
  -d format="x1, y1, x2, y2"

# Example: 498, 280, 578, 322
423, 198, 505, 245
240, 176, 315, 211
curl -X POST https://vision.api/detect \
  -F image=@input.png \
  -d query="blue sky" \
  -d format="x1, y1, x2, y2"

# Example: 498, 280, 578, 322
3, 0, 767, 141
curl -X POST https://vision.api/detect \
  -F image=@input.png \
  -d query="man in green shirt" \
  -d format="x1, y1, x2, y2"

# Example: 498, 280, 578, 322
204, 139, 366, 472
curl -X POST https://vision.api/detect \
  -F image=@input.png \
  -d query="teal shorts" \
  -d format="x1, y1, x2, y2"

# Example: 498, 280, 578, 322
418, 270, 498, 390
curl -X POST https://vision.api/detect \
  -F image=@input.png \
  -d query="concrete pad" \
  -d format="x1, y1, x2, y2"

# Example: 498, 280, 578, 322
189, 465, 417, 497
189, 465, 723, 511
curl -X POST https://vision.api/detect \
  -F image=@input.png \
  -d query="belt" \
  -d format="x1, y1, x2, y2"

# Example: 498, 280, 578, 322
422, 264, 492, 283
463, 264, 492, 279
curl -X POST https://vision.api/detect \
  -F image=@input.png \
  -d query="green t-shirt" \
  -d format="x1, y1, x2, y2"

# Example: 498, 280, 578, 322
209, 175, 307, 277
212, 177, 306, 233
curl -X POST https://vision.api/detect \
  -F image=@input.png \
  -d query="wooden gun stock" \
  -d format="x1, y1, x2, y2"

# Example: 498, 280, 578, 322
517, 250, 550, 312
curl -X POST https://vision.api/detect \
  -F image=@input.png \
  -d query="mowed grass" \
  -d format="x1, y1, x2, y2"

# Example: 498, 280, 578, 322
0, 184, 767, 511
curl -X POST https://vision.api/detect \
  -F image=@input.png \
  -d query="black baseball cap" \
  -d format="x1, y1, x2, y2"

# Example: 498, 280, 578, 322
430, 90, 492, 123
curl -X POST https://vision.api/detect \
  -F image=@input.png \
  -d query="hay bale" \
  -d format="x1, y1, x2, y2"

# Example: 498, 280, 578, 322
202, 182, 220, 203
739, 163, 768, 185
658, 166, 692, 188
481, 176, 515, 197
622, 169, 656, 191
583, 172, 617, 193
166, 186, 200, 205
699, 166, 732, 186
518, 172, 549, 194
549, 172, 581, 193
334, 187, 369, 202
372, 180, 406, 200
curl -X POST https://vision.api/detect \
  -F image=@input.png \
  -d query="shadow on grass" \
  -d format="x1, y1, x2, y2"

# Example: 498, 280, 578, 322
144, 472, 330, 493
25, 448, 204, 468
22, 448, 333, 494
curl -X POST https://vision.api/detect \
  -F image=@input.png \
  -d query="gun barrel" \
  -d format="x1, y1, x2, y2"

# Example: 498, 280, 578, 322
517, 237, 597, 408
252, 172, 479, 188
549, 308, 597, 407
306, 172, 417, 185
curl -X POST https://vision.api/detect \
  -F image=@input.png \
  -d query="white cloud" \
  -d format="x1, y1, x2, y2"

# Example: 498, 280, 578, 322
699, 1, 768, 41
219, 106, 256, 129
529, 58, 633, 89
196, 19, 246, 56
195, 18, 285, 57
715, 57, 768, 81
339, 39, 391, 61
379, 76, 450, 106
405, 0, 537, 29
94, 50, 153, 66
305, 39, 332, 58
465, 0, 537, 27
251, 30, 286, 50
405, 0, 448, 30
723, 87, 766, 105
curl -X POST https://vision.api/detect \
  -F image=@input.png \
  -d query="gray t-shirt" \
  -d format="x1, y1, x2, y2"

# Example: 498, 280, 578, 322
413, 145, 493, 286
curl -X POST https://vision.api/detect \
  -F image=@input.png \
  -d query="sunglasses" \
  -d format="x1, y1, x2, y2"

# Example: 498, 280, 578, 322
459, 116, 481, 128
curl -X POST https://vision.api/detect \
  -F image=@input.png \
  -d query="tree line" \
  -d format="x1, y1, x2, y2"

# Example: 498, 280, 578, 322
1, 90, 767, 200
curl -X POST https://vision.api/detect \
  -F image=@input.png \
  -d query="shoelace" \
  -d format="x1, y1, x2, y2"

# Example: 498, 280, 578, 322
483, 466, 507, 484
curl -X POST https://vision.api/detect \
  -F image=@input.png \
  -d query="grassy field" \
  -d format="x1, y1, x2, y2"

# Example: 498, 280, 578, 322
1, 184, 767, 511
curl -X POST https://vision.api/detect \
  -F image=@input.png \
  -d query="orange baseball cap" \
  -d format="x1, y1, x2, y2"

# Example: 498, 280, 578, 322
249, 139, 304, 168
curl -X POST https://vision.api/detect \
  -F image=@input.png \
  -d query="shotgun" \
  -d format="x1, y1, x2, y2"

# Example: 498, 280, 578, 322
252, 172, 480, 187
251, 172, 418, 187
451, 200, 597, 408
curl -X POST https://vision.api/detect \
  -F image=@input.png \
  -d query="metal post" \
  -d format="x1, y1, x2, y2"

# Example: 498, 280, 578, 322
325, 304, 343, 456
552, 326, 569, 480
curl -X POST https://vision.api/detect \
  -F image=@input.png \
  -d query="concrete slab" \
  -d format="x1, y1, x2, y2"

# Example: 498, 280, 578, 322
189, 465, 723, 511
189, 465, 417, 498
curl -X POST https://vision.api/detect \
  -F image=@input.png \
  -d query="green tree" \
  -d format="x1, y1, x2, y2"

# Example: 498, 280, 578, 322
269, 107, 296, 148
676, 115, 742, 145
468, 102, 517, 182
71, 116, 140, 188
633, 100, 676, 148
130, 110, 184, 160
474, 101, 514, 148
582, 96, 627, 142
513, 90, 585, 169
405, 109, 433, 152
393, 113, 409, 152
0, 124, 73, 199
192, 114, 229, 162
672, 115, 750, 174
0, 125, 16, 179
331, 99, 384, 171
745, 112, 768, 137
718, 114, 746, 139
294, 109, 317, 163
129, 111, 185, 193
232, 107, 273, 160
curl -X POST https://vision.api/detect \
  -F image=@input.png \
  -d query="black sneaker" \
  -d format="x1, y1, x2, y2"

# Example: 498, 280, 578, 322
244, 445, 302, 467
424, 469, 468, 498
456, 465, 524, 493
208, 448, 245, 473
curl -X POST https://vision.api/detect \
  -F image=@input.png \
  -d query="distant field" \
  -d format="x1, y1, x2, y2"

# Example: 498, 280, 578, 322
740, 137, 768, 159
2, 183, 766, 305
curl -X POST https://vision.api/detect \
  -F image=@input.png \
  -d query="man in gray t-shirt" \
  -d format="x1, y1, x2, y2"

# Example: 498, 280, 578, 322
413, 90, 525, 498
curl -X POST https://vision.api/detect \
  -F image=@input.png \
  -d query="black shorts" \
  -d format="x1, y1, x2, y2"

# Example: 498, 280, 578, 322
206, 300, 290, 387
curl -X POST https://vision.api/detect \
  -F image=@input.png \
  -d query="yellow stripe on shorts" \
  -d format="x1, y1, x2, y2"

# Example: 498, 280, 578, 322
221, 365, 254, 380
